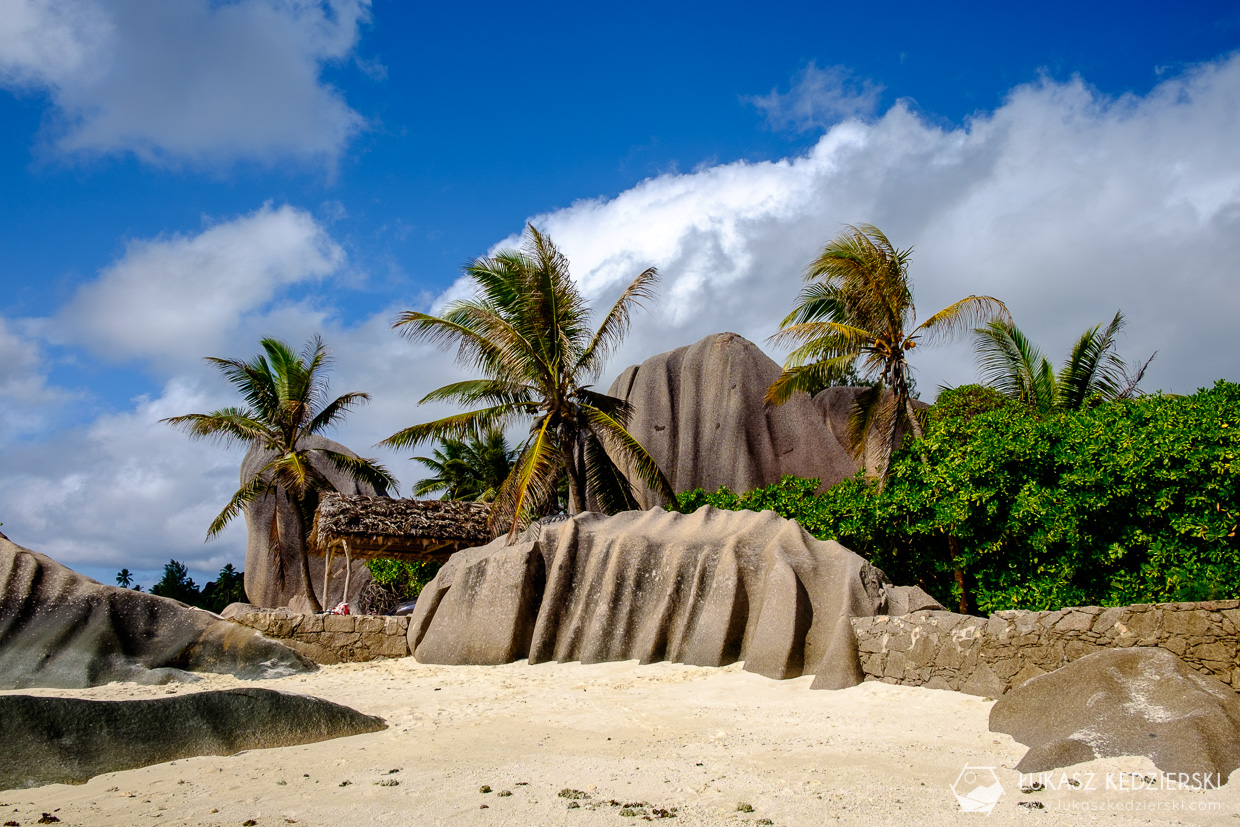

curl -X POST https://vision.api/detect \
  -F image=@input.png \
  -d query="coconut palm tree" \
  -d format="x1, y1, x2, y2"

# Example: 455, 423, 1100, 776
115, 568, 133, 588
973, 310, 1154, 412
412, 429, 518, 502
767, 224, 1009, 483
163, 336, 397, 611
383, 225, 674, 537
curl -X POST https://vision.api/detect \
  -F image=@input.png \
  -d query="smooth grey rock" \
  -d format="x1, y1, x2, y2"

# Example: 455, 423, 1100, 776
0, 532, 315, 690
409, 507, 904, 690
241, 435, 384, 609
990, 648, 1240, 783
606, 332, 861, 507
0, 688, 386, 790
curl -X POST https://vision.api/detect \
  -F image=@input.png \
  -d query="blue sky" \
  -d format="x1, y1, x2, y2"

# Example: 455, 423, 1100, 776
2, 0, 1239, 589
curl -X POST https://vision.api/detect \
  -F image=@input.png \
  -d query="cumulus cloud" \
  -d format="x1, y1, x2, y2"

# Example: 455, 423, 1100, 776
0, 317, 76, 440
497, 53, 1240, 395
58, 203, 345, 367
0, 0, 370, 165
747, 62, 885, 132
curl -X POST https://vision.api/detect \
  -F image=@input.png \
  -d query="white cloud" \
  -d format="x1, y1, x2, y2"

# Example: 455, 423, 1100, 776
0, 0, 370, 165
747, 62, 885, 132
58, 203, 345, 367
494, 53, 1240, 395
0, 317, 76, 440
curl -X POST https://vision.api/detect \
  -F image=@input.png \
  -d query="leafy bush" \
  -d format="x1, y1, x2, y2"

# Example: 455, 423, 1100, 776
675, 381, 1240, 614
362, 558, 443, 613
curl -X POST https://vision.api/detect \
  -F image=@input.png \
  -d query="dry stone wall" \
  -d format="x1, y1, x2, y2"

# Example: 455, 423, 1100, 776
851, 601, 1240, 697
223, 605, 410, 665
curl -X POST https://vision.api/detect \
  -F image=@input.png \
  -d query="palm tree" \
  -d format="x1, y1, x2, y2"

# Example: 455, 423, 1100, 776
974, 311, 1155, 412
383, 225, 674, 537
163, 336, 397, 611
115, 568, 133, 588
412, 429, 518, 502
766, 224, 1009, 483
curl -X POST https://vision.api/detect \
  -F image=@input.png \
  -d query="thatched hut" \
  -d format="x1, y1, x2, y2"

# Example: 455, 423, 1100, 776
309, 492, 494, 606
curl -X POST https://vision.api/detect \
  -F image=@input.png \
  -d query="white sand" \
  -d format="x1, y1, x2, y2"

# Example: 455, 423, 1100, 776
4, 658, 1236, 826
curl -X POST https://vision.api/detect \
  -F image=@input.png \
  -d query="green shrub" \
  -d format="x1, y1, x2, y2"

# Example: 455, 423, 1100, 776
675, 381, 1240, 614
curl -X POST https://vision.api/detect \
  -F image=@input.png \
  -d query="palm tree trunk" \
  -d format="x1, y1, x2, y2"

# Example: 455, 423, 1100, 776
290, 491, 322, 613
563, 442, 586, 514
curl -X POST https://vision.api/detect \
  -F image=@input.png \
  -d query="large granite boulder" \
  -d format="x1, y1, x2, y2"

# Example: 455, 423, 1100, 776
607, 333, 859, 507
408, 507, 936, 690
990, 648, 1240, 783
0, 532, 315, 689
607, 332, 926, 507
0, 688, 386, 790
242, 435, 386, 610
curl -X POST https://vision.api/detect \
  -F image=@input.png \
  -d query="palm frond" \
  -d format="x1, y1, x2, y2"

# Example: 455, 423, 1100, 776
913, 296, 1010, 347
765, 355, 863, 405
380, 404, 523, 451
492, 415, 561, 539
581, 402, 676, 504
315, 449, 398, 496
308, 391, 371, 436
207, 473, 273, 539
160, 408, 275, 449
576, 266, 660, 378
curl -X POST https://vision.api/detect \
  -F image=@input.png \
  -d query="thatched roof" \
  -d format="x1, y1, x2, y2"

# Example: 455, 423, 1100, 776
310, 492, 494, 562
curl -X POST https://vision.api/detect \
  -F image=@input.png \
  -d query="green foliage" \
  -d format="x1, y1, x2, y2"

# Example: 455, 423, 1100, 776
200, 563, 246, 612
413, 429, 518, 502
150, 559, 200, 604
767, 223, 1008, 482
675, 382, 1240, 613
365, 558, 442, 602
163, 335, 396, 612
384, 225, 673, 536
148, 561, 246, 611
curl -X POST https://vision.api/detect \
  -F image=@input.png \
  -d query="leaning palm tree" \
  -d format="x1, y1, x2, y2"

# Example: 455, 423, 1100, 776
412, 429, 518, 502
767, 224, 1009, 483
163, 336, 397, 611
974, 310, 1155, 412
383, 225, 674, 537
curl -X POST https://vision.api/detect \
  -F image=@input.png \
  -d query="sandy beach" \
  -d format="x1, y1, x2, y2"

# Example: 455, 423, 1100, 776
4, 658, 1237, 826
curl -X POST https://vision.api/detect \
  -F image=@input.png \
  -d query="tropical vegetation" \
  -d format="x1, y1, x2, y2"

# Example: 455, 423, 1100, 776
412, 429, 518, 502
973, 310, 1155, 411
382, 225, 674, 536
677, 381, 1240, 614
163, 336, 397, 611
766, 224, 1008, 483
148, 560, 246, 612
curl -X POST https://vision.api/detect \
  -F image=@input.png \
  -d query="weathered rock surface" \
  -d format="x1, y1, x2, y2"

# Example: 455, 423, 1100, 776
0, 532, 315, 689
408, 507, 936, 689
606, 332, 861, 507
0, 688, 387, 790
851, 601, 1240, 696
990, 648, 1240, 783
223, 604, 411, 664
242, 435, 386, 609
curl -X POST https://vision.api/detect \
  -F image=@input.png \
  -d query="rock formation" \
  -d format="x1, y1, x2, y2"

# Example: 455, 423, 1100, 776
242, 435, 387, 610
607, 332, 926, 506
408, 507, 940, 690
990, 648, 1240, 782
0, 688, 386, 790
0, 532, 315, 689
606, 333, 857, 507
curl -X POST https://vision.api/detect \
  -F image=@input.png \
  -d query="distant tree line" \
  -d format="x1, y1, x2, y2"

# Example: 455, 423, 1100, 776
117, 561, 246, 613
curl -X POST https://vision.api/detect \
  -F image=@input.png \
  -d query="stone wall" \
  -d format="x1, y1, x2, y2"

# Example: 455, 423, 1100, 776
222, 604, 410, 665
851, 601, 1240, 697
